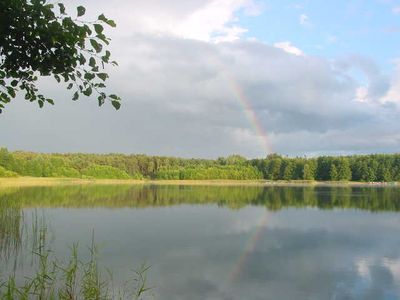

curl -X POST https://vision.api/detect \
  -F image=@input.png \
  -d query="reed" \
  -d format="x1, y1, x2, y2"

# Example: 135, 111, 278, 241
0, 218, 151, 300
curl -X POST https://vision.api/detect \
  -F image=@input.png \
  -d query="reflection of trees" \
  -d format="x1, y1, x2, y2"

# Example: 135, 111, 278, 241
0, 195, 50, 272
1, 184, 400, 282
0, 191, 23, 261
1, 185, 400, 212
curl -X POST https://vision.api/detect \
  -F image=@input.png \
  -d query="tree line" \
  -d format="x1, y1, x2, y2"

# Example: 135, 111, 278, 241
0, 148, 399, 181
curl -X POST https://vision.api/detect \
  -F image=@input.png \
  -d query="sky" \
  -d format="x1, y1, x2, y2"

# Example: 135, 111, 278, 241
1, 0, 400, 158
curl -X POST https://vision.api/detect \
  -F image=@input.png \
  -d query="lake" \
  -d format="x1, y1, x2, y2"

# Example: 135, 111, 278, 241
1, 184, 400, 299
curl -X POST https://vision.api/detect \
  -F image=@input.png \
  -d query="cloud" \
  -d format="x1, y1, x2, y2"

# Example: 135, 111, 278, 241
68, 0, 261, 43
355, 86, 369, 102
274, 41, 304, 56
380, 60, 400, 107
299, 13, 311, 26
327, 35, 338, 44
1, 0, 400, 157
333, 54, 390, 103
392, 6, 400, 14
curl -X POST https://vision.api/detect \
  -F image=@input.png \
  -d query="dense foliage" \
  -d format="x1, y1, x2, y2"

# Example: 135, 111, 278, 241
156, 165, 262, 180
0, 0, 120, 112
0, 148, 400, 181
82, 164, 135, 180
0, 166, 17, 178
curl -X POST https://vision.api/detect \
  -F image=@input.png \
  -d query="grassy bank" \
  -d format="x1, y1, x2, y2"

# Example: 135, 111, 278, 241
0, 176, 398, 188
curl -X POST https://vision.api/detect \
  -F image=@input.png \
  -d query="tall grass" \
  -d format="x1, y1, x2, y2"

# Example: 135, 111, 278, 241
0, 208, 152, 300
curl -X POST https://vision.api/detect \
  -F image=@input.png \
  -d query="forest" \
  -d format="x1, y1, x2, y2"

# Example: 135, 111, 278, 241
0, 147, 400, 182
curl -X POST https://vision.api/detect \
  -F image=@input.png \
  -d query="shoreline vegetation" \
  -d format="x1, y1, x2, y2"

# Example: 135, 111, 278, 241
0, 176, 398, 188
0, 207, 150, 300
1, 147, 400, 186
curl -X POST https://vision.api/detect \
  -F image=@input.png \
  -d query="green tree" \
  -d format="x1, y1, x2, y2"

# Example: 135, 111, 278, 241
0, 0, 120, 112
283, 161, 295, 180
336, 158, 351, 181
0, 165, 18, 177
266, 156, 282, 180
329, 164, 338, 181
225, 154, 247, 165
82, 164, 132, 179
302, 163, 315, 180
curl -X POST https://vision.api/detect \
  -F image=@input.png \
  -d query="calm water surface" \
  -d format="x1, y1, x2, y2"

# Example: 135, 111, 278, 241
1, 185, 400, 299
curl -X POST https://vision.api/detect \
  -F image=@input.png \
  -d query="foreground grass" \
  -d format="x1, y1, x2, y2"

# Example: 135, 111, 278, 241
1, 246, 150, 300
0, 219, 151, 300
0, 176, 398, 188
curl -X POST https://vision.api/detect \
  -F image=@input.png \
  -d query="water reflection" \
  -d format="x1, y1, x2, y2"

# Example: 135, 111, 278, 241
0, 184, 400, 211
1, 185, 400, 299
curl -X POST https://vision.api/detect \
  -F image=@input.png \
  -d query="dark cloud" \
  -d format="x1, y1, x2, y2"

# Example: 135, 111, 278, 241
1, 1, 399, 157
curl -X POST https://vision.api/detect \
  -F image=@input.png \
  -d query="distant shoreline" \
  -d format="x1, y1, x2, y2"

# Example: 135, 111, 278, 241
0, 177, 399, 188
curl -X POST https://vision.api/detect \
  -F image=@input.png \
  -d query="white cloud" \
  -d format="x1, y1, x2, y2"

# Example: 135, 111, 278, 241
327, 35, 338, 44
356, 258, 371, 280
174, 0, 251, 42
274, 41, 304, 56
299, 13, 310, 26
68, 0, 261, 43
355, 86, 368, 102
392, 6, 400, 14
380, 60, 400, 107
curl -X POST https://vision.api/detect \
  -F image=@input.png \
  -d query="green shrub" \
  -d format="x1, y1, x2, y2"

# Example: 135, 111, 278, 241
0, 166, 18, 177
52, 167, 81, 178
82, 164, 131, 179
155, 165, 263, 180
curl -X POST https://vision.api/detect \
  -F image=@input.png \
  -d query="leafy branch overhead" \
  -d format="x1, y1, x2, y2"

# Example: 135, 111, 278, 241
0, 0, 121, 113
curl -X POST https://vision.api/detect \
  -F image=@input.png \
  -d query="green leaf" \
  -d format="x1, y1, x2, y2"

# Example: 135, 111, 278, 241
47, 99, 54, 105
94, 24, 104, 34
79, 54, 86, 65
109, 94, 119, 100
111, 100, 121, 110
98, 14, 116, 27
90, 39, 102, 53
38, 100, 44, 108
98, 14, 108, 22
11, 80, 18, 87
89, 57, 96, 68
97, 73, 108, 81
98, 95, 105, 106
106, 19, 116, 27
72, 92, 79, 101
6, 87, 16, 98
58, 3, 66, 14
77, 6, 86, 17
96, 83, 106, 88
1, 93, 11, 103
84, 72, 95, 80
67, 83, 73, 90
83, 86, 92, 96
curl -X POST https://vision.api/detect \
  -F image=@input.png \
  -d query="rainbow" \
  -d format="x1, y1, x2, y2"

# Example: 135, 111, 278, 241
228, 211, 270, 282
210, 54, 273, 155
226, 78, 273, 156
214, 57, 273, 281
